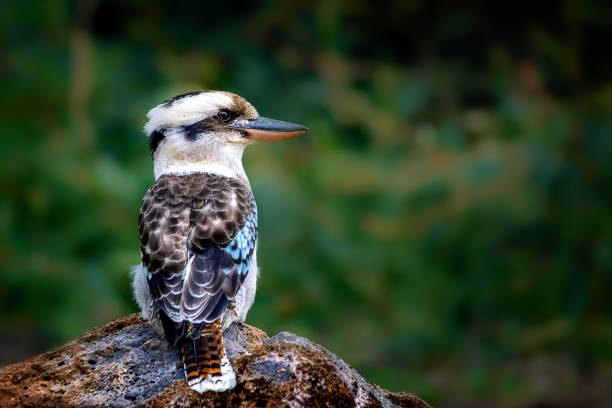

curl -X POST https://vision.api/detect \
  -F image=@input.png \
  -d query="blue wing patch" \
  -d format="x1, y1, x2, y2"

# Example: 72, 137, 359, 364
223, 205, 258, 277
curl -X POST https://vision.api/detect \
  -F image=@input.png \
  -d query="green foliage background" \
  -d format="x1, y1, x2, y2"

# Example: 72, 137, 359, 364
1, 1, 612, 405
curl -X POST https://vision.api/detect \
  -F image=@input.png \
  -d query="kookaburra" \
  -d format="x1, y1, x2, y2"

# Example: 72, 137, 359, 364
131, 90, 307, 393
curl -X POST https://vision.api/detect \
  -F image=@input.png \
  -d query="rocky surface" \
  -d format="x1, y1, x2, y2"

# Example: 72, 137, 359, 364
0, 314, 430, 407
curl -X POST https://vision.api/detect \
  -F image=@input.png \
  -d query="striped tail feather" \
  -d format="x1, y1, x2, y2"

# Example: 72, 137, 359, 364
180, 320, 236, 393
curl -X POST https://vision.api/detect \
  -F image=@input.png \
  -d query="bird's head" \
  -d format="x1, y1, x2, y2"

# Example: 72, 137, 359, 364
144, 90, 307, 180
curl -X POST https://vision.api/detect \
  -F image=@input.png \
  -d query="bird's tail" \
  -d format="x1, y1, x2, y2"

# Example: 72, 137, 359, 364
180, 320, 236, 393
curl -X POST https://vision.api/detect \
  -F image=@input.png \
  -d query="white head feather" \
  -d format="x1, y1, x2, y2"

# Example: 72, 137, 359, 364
143, 91, 257, 182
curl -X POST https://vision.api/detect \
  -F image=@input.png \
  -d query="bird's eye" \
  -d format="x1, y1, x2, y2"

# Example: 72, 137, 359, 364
216, 110, 232, 122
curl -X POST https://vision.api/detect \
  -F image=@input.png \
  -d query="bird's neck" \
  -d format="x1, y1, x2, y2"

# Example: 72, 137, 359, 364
153, 139, 249, 184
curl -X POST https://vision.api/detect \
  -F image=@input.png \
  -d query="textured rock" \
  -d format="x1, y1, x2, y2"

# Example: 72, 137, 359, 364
0, 314, 430, 407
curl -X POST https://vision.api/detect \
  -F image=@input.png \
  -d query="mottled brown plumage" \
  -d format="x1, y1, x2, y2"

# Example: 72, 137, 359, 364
139, 173, 256, 326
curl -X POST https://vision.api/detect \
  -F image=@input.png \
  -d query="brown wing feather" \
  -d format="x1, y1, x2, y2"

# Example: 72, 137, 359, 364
139, 175, 191, 321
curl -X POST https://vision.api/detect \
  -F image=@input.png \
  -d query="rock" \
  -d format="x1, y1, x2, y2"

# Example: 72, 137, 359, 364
0, 314, 430, 407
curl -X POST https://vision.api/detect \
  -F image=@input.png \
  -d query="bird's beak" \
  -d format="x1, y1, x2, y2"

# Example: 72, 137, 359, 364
232, 116, 308, 142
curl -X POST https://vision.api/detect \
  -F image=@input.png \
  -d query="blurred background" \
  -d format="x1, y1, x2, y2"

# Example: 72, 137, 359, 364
1, 1, 612, 406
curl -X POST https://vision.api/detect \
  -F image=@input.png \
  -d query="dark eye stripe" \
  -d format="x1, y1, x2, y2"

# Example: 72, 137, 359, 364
182, 118, 217, 141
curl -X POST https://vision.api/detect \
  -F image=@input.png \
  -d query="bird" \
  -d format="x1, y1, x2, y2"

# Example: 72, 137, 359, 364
131, 90, 307, 393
